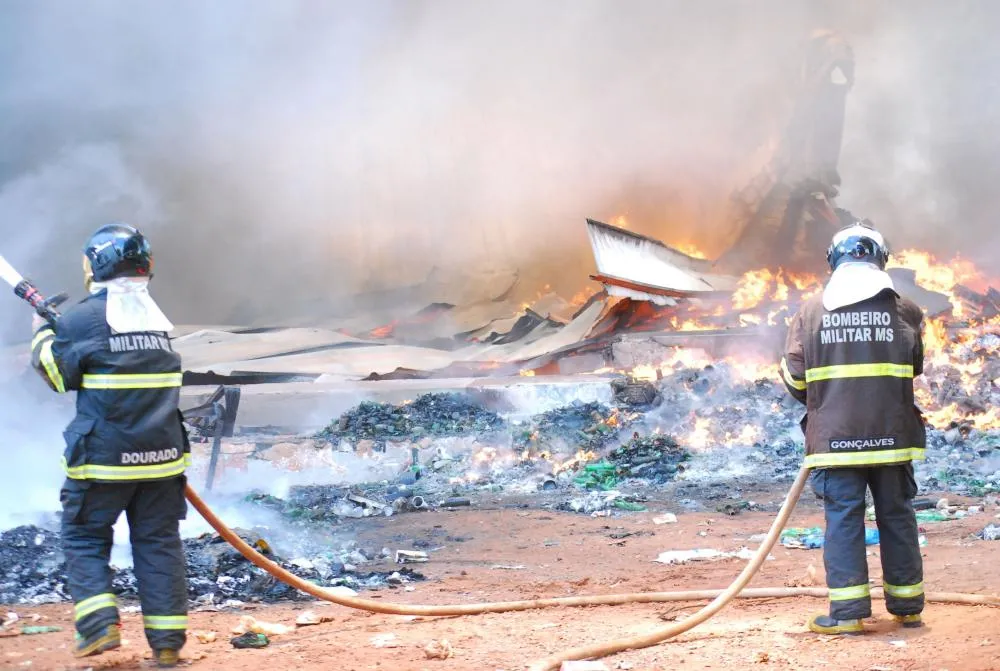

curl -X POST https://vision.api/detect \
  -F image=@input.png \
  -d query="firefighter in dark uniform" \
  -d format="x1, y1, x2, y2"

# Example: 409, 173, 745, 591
30, 223, 189, 666
781, 217, 925, 634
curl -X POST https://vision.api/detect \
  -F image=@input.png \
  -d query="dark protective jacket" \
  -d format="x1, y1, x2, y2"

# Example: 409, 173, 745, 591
780, 288, 926, 468
30, 290, 190, 482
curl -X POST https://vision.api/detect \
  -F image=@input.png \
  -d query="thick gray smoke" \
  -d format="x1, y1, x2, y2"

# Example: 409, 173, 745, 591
0, 0, 997, 333
0, 358, 70, 528
0, 0, 997, 527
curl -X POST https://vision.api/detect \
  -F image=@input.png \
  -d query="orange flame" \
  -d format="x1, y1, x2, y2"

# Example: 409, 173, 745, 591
368, 322, 396, 339
673, 242, 708, 259
731, 268, 821, 313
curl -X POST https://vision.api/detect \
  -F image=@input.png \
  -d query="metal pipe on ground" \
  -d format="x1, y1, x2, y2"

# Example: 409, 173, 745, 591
440, 497, 471, 508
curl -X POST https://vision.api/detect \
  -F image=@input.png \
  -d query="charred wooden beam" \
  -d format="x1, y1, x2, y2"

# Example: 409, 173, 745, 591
954, 284, 1000, 320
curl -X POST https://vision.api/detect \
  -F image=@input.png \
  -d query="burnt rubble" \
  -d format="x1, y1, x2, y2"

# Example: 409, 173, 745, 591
0, 524, 424, 606
920, 429, 1000, 496
0, 525, 68, 605
246, 486, 350, 523
607, 433, 691, 483
610, 377, 661, 408
316, 392, 505, 448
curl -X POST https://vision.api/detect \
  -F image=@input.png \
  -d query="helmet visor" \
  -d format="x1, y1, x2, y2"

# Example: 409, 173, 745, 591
839, 235, 880, 260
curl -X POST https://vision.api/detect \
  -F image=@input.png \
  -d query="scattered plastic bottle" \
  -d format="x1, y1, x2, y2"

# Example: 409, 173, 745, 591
20, 626, 62, 635
231, 632, 269, 649
781, 526, 880, 549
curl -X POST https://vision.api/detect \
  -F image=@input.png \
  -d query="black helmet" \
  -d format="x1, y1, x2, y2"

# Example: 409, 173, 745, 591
826, 216, 889, 271
83, 223, 153, 282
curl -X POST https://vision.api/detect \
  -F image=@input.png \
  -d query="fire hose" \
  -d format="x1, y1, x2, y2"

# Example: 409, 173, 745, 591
188, 462, 1000, 670
7, 264, 1000, 669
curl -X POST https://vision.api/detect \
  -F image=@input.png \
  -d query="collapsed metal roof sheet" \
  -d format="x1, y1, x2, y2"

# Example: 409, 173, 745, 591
585, 218, 739, 303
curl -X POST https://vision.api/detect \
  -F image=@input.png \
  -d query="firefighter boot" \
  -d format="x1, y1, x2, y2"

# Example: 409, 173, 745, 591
891, 614, 923, 628
74, 623, 122, 657
808, 614, 864, 635
155, 649, 180, 668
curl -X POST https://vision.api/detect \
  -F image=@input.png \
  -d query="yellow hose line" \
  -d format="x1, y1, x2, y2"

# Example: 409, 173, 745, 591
528, 465, 811, 670
184, 469, 1000, 668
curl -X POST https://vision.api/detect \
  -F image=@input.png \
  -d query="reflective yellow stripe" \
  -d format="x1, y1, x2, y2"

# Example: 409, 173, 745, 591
780, 357, 806, 391
805, 447, 925, 468
31, 328, 54, 350
805, 363, 914, 383
81, 373, 182, 389
75, 593, 117, 621
143, 615, 188, 630
63, 454, 191, 481
829, 584, 871, 601
883, 581, 924, 598
39, 339, 66, 393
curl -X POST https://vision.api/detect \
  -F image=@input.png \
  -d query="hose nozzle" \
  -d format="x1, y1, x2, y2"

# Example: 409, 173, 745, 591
14, 279, 68, 326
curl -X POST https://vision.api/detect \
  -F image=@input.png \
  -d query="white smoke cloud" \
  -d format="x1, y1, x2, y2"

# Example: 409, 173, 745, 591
2, 1, 994, 328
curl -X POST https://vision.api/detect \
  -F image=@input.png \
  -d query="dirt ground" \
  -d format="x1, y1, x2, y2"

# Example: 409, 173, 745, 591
3, 487, 999, 671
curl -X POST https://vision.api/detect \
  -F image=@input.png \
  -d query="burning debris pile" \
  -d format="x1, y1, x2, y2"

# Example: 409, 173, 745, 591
301, 331, 1000, 501
511, 401, 638, 458
317, 393, 505, 449
0, 523, 423, 606
301, 383, 776, 503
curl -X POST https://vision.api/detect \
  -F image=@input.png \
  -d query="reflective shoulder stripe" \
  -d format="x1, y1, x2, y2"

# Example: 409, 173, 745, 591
143, 615, 188, 630
63, 454, 191, 481
780, 357, 806, 391
81, 372, 182, 389
828, 583, 871, 601
883, 581, 924, 599
74, 593, 117, 621
38, 339, 66, 393
805, 447, 925, 468
31, 328, 55, 351
805, 363, 914, 383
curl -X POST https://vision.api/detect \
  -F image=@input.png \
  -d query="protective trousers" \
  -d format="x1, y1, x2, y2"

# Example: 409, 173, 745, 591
811, 464, 924, 620
60, 475, 188, 651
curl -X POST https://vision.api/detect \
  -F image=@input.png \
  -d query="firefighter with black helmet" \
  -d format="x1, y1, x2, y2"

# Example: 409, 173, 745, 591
781, 213, 926, 634
30, 223, 189, 666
